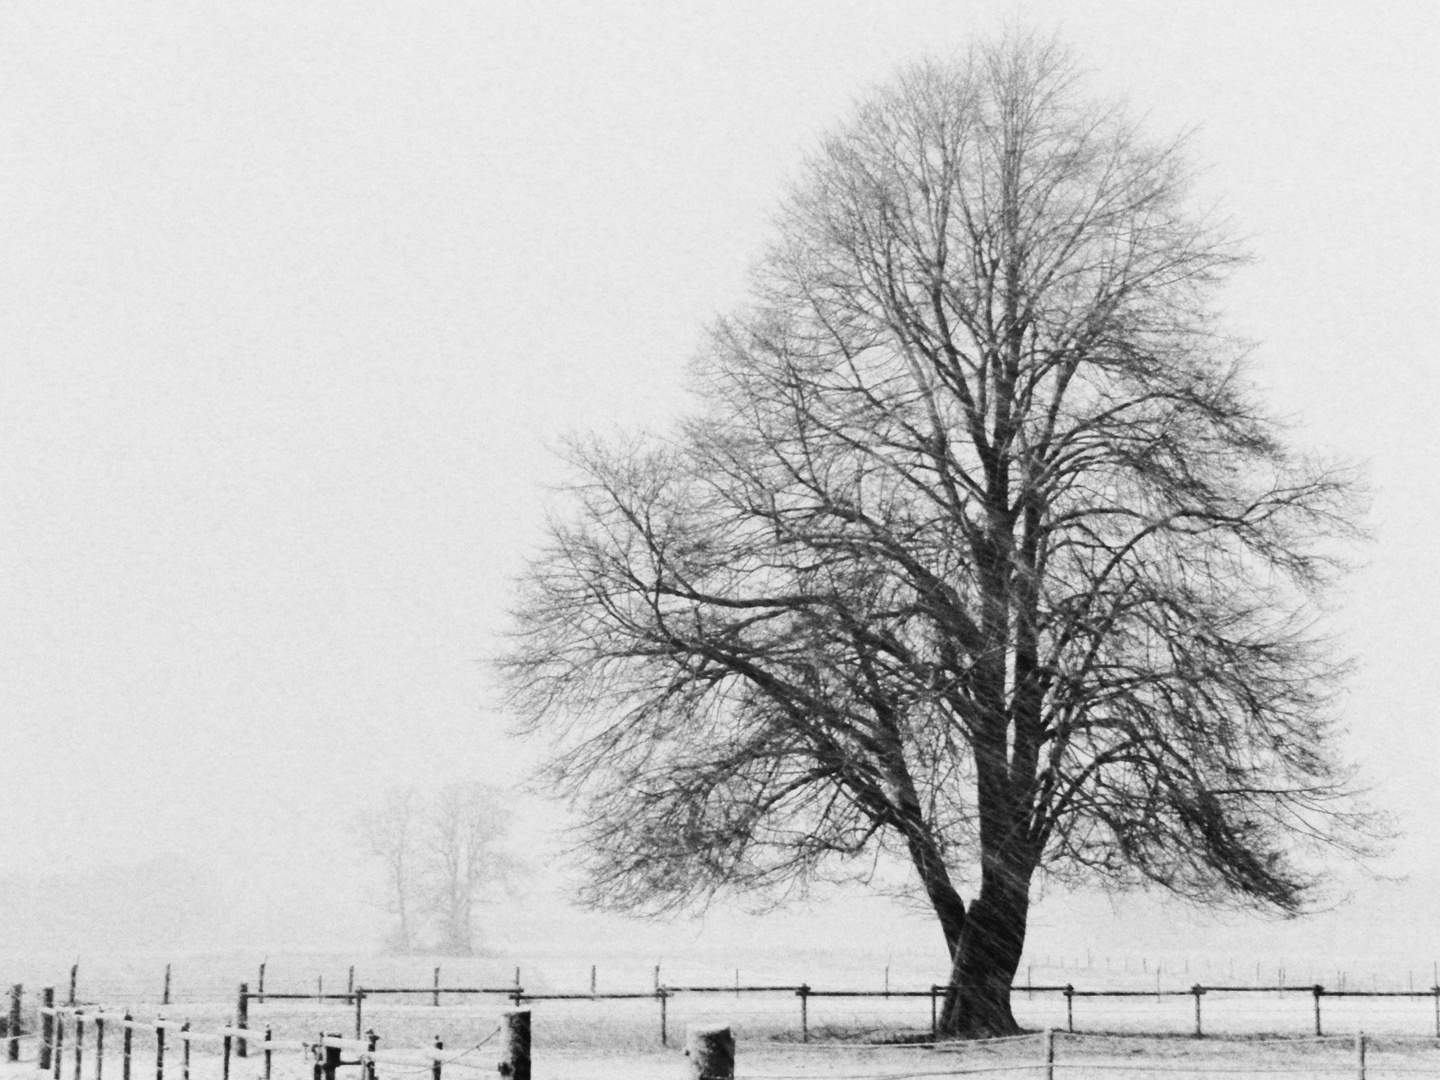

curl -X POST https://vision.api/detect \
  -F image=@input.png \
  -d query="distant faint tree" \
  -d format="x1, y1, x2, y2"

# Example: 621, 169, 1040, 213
355, 787, 421, 953
420, 783, 520, 956
501, 32, 1382, 1036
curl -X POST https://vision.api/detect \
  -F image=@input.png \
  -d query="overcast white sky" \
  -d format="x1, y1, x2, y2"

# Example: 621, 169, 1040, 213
1, 1, 1437, 963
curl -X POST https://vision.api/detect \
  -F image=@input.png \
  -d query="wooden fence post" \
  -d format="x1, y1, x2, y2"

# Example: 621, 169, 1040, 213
1312, 985, 1324, 1037
122, 1011, 133, 1080
1043, 1028, 1054, 1080
430, 1037, 441, 1080
181, 1023, 190, 1080
1356, 1031, 1366, 1080
432, 968, 440, 1008
155, 1017, 165, 1080
797, 985, 809, 1043
258, 963, 266, 1005
498, 1011, 530, 1080
354, 991, 364, 1040
1192, 985, 1203, 1037
657, 989, 669, 1047
220, 1031, 230, 1080
163, 967, 171, 1007
320, 1034, 341, 1080
74, 1010, 84, 1080
685, 1024, 734, 1080
52, 1007, 64, 1080
40, 988, 54, 1072
1065, 985, 1074, 1033
237, 984, 248, 1057
96, 1015, 105, 1080
364, 1030, 377, 1080
264, 1027, 274, 1080
348, 968, 355, 995
929, 986, 938, 1040
7, 984, 20, 1062
69, 966, 78, 1007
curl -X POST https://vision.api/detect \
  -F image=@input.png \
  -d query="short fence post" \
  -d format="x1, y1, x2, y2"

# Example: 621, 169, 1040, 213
430, 1037, 441, 1080
432, 968, 440, 1008
181, 1023, 190, 1080
69, 966, 79, 1007
74, 1010, 84, 1080
53, 1006, 64, 1080
685, 1024, 734, 1080
798, 985, 809, 1043
1313, 985, 1324, 1037
1043, 1028, 1054, 1080
1065, 985, 1074, 1033
1192, 985, 1203, 1037
96, 1015, 105, 1080
658, 989, 669, 1047
258, 963, 266, 1005
354, 991, 364, 1040
265, 1027, 275, 1080
237, 984, 248, 1058
320, 1035, 341, 1080
155, 1018, 165, 1080
348, 968, 355, 995
122, 1011, 133, 1080
163, 966, 171, 1007
9, 984, 23, 1063
498, 1011, 530, 1080
40, 988, 55, 1072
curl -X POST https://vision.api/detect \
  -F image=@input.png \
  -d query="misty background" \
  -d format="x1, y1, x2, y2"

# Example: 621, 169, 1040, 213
1, 1, 1437, 980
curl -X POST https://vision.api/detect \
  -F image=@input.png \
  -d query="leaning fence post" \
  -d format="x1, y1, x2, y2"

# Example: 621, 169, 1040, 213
685, 1024, 734, 1080
1355, 1030, 1366, 1080
1192, 985, 1204, 1037
797, 985, 810, 1043
1312, 985, 1324, 1037
1064, 985, 1075, 1033
498, 1012, 530, 1080
40, 988, 55, 1072
237, 984, 249, 1058
1043, 1028, 1055, 1080
8, 984, 22, 1063
122, 1011, 133, 1080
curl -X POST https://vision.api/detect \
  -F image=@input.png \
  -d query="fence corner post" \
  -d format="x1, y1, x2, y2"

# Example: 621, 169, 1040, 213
685, 1024, 734, 1080
498, 1011, 530, 1080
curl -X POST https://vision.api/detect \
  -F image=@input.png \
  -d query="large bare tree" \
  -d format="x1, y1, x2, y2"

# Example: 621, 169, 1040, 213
502, 34, 1377, 1036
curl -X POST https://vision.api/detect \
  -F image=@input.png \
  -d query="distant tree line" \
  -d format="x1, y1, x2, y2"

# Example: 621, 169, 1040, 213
355, 782, 520, 955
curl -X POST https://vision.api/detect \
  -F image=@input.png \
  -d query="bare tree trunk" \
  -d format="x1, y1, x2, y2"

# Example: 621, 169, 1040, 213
939, 860, 1033, 1037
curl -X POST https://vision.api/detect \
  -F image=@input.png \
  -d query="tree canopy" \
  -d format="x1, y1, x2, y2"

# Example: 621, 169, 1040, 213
501, 32, 1377, 1036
